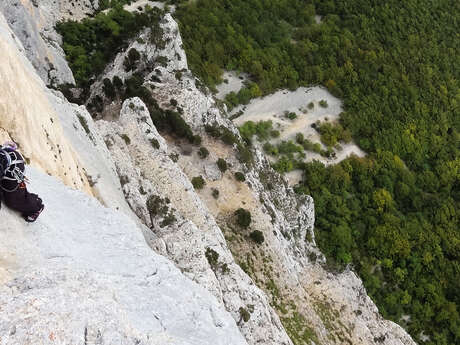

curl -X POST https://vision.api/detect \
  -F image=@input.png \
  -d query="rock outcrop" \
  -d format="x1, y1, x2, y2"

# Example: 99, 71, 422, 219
0, 167, 248, 345
0, 0, 99, 86
0, 3, 417, 345
0, 12, 91, 193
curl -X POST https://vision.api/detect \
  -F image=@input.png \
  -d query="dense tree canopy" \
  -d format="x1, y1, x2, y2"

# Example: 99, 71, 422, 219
175, 0, 460, 344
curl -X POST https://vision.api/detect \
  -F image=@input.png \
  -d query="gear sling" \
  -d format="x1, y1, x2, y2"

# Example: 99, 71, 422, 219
0, 145, 44, 222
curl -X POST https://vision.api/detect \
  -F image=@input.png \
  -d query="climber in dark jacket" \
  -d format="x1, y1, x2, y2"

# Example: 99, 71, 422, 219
0, 142, 44, 222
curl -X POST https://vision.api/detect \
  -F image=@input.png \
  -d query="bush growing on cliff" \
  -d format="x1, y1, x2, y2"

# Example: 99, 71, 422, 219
191, 176, 205, 189
249, 230, 264, 244
234, 172, 246, 182
123, 48, 141, 72
56, 6, 163, 88
198, 146, 209, 158
235, 208, 251, 228
217, 158, 228, 172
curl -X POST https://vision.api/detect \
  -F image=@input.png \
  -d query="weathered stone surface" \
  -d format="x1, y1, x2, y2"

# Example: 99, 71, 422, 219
0, 167, 248, 345
0, 0, 98, 85
0, 12, 91, 193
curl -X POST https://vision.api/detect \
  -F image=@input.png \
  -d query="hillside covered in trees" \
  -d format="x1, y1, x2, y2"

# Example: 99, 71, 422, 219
174, 0, 460, 344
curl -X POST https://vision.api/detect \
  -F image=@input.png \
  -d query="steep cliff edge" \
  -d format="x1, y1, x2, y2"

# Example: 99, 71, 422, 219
0, 12, 91, 194
0, 2, 417, 345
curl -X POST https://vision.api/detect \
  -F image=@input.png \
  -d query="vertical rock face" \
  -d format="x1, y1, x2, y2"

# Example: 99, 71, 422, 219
0, 0, 99, 85
96, 98, 294, 345
0, 12, 91, 193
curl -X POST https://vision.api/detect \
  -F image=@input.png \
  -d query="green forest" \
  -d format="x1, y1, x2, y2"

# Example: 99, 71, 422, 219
174, 0, 460, 344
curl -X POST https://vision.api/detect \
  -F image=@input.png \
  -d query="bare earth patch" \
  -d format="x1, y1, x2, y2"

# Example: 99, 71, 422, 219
215, 71, 248, 100
227, 86, 366, 185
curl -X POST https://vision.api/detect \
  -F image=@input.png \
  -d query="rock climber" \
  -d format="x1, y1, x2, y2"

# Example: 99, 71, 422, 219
0, 141, 44, 222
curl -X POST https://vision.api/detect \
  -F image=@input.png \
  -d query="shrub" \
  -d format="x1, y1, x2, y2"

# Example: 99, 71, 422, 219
316, 121, 351, 147
198, 147, 209, 158
237, 144, 253, 165
249, 230, 265, 244
239, 120, 273, 142
235, 208, 251, 228
221, 127, 239, 145
212, 188, 219, 199
192, 176, 205, 189
285, 111, 297, 120
120, 134, 131, 145
150, 138, 160, 149
278, 140, 303, 155
295, 133, 305, 144
239, 307, 251, 323
192, 135, 202, 145
169, 152, 179, 162
319, 99, 328, 108
217, 158, 228, 172
263, 142, 278, 155
102, 78, 116, 99
270, 130, 280, 138
123, 48, 141, 71
205, 247, 219, 270
113, 75, 123, 90
205, 124, 221, 138
234, 172, 245, 182
308, 102, 314, 109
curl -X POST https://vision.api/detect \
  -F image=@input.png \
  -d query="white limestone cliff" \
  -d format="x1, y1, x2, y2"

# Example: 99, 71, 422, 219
0, 3, 418, 345
0, 0, 99, 85
0, 167, 248, 345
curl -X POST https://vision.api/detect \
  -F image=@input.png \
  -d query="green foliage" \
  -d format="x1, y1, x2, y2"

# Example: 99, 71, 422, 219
272, 156, 295, 173
120, 134, 131, 145
198, 146, 209, 159
285, 111, 297, 120
235, 208, 251, 228
239, 120, 273, 142
315, 122, 352, 147
239, 307, 251, 323
205, 247, 229, 274
270, 130, 280, 138
191, 176, 206, 189
123, 48, 141, 71
146, 194, 176, 228
176, 0, 459, 342
249, 230, 265, 244
77, 114, 91, 135
217, 158, 228, 172
150, 138, 160, 149
318, 99, 328, 108
56, 6, 163, 87
113, 75, 123, 90
224, 82, 262, 110
102, 78, 116, 99
205, 247, 219, 270
122, 74, 198, 144
263, 142, 278, 156
234, 172, 246, 182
